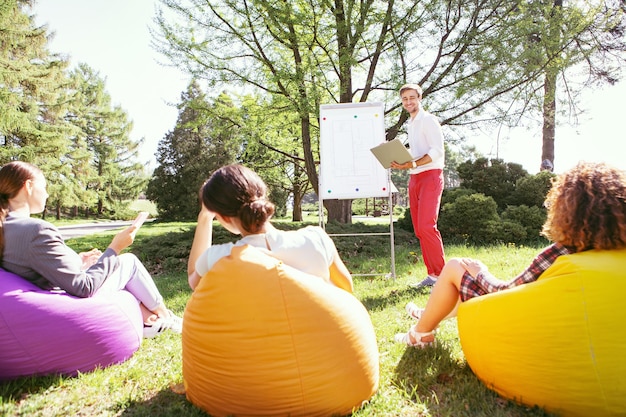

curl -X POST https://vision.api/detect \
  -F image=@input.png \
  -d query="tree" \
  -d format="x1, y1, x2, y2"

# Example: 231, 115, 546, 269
152, 0, 623, 222
0, 0, 70, 169
68, 64, 146, 217
147, 81, 241, 220
514, 1, 625, 170
1, 2, 149, 219
238, 95, 312, 220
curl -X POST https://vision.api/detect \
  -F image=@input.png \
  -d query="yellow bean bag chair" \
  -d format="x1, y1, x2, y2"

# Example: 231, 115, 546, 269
458, 248, 626, 417
182, 245, 379, 417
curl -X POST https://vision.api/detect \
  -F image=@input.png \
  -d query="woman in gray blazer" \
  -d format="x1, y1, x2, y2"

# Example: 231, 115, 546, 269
0, 161, 181, 339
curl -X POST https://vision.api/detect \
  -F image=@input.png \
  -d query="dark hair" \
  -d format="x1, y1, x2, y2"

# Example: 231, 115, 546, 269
542, 162, 626, 252
0, 161, 43, 259
200, 164, 275, 234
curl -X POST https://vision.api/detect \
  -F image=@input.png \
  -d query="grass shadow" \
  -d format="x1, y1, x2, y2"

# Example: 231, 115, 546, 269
359, 282, 432, 313
117, 387, 205, 417
0, 373, 66, 404
393, 343, 555, 417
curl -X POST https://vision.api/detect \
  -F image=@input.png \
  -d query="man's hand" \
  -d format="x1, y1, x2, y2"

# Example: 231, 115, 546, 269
390, 161, 410, 170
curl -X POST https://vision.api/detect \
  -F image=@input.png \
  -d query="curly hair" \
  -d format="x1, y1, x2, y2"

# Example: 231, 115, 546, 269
542, 162, 626, 252
200, 164, 275, 234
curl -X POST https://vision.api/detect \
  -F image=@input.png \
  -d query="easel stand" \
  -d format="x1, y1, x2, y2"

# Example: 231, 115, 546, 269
319, 169, 396, 279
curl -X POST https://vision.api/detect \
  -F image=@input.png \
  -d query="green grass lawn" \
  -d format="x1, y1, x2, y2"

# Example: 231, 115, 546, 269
0, 221, 555, 417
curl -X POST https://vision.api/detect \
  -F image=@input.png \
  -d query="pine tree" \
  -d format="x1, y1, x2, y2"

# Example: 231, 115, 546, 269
147, 81, 241, 220
0, 0, 71, 169
68, 64, 146, 217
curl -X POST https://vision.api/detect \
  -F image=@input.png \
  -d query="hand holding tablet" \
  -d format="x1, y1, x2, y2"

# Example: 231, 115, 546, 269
132, 211, 149, 229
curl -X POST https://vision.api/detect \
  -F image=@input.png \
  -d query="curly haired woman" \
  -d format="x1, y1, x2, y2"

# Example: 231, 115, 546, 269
396, 161, 626, 347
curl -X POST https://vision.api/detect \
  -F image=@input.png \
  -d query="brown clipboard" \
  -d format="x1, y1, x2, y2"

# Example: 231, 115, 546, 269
370, 138, 413, 169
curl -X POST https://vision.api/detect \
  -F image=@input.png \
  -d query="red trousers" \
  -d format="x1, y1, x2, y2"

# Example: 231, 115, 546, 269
408, 169, 445, 276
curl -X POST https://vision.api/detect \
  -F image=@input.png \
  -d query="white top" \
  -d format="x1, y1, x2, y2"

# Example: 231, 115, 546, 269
195, 226, 336, 283
407, 105, 445, 174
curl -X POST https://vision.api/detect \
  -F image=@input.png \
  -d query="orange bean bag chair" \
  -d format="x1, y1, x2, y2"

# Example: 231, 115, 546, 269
458, 249, 626, 417
182, 245, 379, 417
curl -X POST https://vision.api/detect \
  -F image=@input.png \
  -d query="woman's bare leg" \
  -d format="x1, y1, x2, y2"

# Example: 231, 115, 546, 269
414, 258, 465, 334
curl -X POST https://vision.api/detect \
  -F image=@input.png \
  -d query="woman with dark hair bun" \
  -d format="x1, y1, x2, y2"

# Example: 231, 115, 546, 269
187, 164, 353, 292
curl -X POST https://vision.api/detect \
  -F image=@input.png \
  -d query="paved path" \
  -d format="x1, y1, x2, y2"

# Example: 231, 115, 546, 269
57, 216, 387, 240
57, 221, 133, 240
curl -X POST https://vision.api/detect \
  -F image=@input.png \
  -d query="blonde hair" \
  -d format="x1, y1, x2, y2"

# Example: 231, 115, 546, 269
399, 83, 423, 98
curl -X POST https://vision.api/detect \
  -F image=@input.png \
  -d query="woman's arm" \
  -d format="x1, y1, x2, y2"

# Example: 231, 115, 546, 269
28, 223, 122, 297
329, 251, 354, 293
187, 206, 216, 290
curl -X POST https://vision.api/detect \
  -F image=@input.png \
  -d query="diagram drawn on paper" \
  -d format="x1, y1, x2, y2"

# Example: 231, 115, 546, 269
319, 102, 395, 199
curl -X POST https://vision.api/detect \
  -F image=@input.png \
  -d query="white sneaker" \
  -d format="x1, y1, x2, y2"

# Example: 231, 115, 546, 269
143, 311, 183, 338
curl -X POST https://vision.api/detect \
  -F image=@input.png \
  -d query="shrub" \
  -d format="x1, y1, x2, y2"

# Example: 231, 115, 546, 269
498, 220, 528, 244
456, 158, 528, 210
501, 204, 547, 242
441, 187, 475, 207
438, 193, 500, 244
397, 207, 414, 233
510, 171, 555, 208
393, 205, 405, 218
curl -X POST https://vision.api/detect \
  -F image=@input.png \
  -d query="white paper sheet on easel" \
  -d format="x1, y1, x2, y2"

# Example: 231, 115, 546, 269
319, 102, 398, 199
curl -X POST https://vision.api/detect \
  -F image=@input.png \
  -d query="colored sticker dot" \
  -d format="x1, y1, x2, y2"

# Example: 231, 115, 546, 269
355, 188, 359, 192
327, 190, 332, 193
382, 187, 387, 191
354, 115, 358, 118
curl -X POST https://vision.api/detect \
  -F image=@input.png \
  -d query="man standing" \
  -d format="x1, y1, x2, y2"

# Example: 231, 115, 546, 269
390, 83, 445, 288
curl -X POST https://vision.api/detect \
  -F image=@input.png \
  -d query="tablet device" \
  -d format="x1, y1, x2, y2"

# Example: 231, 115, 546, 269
370, 139, 413, 169
132, 211, 149, 228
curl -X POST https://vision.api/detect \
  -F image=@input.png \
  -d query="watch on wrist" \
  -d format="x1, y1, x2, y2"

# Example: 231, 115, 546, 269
411, 160, 417, 169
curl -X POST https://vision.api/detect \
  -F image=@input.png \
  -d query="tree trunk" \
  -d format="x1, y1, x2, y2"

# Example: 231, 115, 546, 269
541, 0, 563, 171
292, 182, 303, 222
323, 0, 353, 224
541, 70, 556, 169
324, 199, 353, 224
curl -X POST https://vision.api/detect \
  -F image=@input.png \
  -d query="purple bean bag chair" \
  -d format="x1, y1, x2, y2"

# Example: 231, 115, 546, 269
0, 268, 143, 380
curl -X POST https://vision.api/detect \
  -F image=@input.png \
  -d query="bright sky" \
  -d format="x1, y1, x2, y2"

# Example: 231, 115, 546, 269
33, 0, 189, 172
32, 1, 626, 174
470, 83, 626, 174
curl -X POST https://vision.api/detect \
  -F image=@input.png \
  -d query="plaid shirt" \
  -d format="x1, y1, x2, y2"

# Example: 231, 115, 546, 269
459, 243, 572, 302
